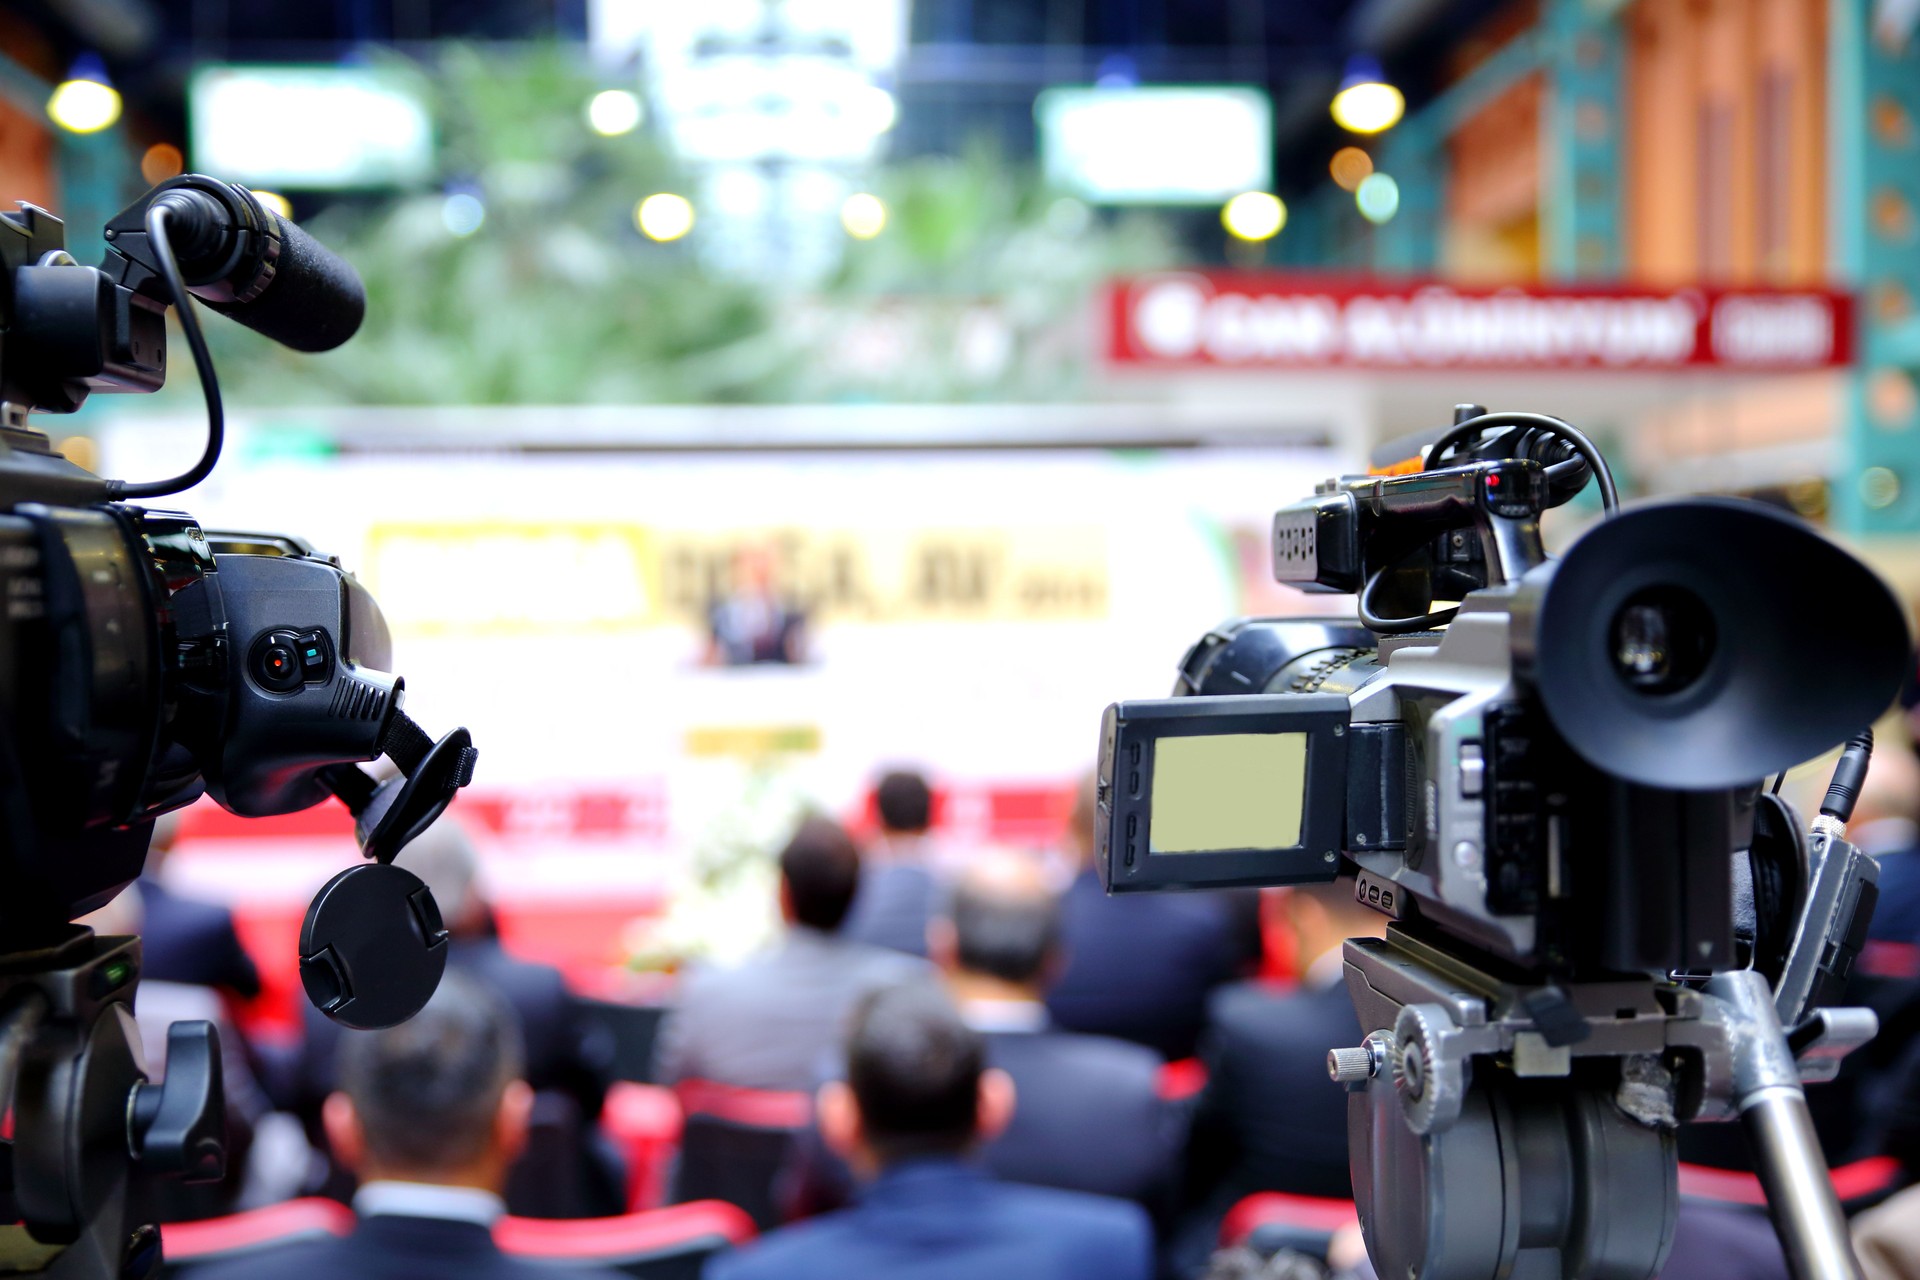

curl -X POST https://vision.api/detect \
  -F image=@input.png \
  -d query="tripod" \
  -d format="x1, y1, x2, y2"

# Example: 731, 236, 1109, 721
0, 929, 225, 1279
1330, 809, 1879, 1280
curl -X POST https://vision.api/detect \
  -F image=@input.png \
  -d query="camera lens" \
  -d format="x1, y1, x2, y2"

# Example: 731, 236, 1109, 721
1609, 586, 1714, 695
251, 632, 307, 693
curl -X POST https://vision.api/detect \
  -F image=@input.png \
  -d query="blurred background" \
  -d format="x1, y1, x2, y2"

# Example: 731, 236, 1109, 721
2, 0, 1918, 1036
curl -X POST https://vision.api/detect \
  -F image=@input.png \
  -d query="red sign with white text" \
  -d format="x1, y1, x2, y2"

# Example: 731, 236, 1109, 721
1106, 274, 1853, 371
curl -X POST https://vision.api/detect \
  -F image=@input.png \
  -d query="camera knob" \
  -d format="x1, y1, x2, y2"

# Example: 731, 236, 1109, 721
129, 1021, 227, 1183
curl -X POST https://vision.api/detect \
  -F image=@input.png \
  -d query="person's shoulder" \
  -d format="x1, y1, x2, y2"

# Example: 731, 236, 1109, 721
701, 1213, 859, 1280
984, 1178, 1154, 1244
465, 940, 568, 995
838, 938, 935, 985
175, 1236, 340, 1280
1027, 1028, 1164, 1083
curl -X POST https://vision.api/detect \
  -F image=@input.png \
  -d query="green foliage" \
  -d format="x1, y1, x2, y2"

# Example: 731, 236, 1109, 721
200, 43, 1178, 407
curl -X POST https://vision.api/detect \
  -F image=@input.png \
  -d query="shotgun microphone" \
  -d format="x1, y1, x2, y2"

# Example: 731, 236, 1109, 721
102, 174, 365, 352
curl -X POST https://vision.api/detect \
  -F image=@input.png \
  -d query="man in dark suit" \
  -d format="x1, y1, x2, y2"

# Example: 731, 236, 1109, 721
710, 984, 1153, 1280
135, 813, 261, 999
292, 820, 618, 1216
939, 850, 1181, 1207
1045, 773, 1258, 1059
784, 851, 1183, 1217
186, 974, 626, 1280
840, 768, 943, 959
1186, 882, 1384, 1208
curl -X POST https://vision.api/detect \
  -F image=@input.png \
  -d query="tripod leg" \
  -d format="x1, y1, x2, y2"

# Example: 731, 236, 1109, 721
1705, 970, 1864, 1280
1743, 1085, 1861, 1280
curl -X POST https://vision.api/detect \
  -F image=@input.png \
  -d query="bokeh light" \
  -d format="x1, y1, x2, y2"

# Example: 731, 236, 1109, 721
1356, 172, 1401, 224
1330, 146, 1374, 192
586, 89, 644, 137
140, 142, 184, 185
1331, 56, 1404, 135
1221, 191, 1286, 241
250, 190, 293, 219
840, 192, 887, 239
849, 85, 898, 135
636, 193, 695, 242
442, 192, 486, 237
47, 76, 121, 133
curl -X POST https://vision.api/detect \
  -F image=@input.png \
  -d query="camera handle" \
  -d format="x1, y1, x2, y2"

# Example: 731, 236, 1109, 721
1336, 461, 1550, 633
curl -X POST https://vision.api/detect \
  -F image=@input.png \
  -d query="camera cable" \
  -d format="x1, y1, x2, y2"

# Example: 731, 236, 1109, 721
105, 204, 225, 501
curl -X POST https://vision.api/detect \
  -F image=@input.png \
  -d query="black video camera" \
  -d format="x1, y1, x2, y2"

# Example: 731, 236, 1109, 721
3, 175, 476, 1011
0, 174, 477, 1276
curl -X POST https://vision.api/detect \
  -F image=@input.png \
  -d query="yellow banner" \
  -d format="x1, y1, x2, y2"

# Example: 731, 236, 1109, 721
363, 521, 1108, 636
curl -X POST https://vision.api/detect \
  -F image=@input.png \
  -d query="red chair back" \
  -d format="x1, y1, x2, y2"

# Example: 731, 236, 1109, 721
159, 1197, 354, 1274
1678, 1156, 1902, 1210
498, 1201, 755, 1279
603, 1082, 685, 1210
1157, 1057, 1209, 1103
669, 1079, 813, 1229
1220, 1190, 1359, 1248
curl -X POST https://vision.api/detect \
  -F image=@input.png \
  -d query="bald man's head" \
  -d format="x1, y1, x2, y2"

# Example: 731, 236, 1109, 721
947, 852, 1061, 987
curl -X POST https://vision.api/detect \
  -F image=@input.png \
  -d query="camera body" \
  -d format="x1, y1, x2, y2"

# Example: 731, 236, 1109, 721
0, 195, 426, 938
1099, 446, 1904, 983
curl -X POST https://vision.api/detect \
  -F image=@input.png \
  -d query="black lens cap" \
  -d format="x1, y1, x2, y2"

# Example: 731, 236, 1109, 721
299, 862, 449, 1030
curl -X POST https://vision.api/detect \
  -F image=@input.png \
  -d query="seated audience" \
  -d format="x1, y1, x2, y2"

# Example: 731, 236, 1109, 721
787, 851, 1182, 1216
709, 984, 1153, 1280
186, 974, 626, 1280
938, 850, 1181, 1207
292, 820, 619, 1216
135, 812, 261, 1000
840, 768, 943, 959
654, 815, 928, 1091
1045, 773, 1259, 1059
1187, 883, 1383, 1211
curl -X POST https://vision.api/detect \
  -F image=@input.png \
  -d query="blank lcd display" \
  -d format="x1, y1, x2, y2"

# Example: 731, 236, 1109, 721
1149, 732, 1306, 853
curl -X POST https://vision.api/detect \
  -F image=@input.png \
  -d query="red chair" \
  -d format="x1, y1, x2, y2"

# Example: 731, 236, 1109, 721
1678, 1156, 1903, 1212
668, 1080, 813, 1229
159, 1198, 753, 1280
498, 1200, 755, 1279
159, 1197, 353, 1275
1220, 1191, 1359, 1261
1157, 1057, 1209, 1103
603, 1081, 685, 1210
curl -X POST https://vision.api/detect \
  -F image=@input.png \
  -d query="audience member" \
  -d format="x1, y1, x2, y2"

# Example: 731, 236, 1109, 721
784, 850, 1183, 1218
135, 812, 261, 1000
187, 974, 625, 1280
654, 816, 928, 1091
938, 849, 1182, 1207
292, 820, 619, 1216
1045, 772, 1259, 1059
1185, 882, 1384, 1230
841, 768, 943, 958
709, 984, 1154, 1280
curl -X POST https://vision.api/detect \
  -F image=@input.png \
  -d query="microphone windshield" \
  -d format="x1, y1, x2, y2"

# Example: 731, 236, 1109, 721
202, 209, 366, 353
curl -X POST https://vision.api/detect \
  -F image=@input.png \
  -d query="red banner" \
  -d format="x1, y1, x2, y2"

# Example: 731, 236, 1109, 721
1106, 274, 1853, 371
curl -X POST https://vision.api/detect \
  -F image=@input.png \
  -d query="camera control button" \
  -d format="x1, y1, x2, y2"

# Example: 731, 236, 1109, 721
1459, 742, 1485, 798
